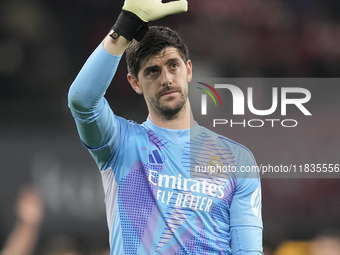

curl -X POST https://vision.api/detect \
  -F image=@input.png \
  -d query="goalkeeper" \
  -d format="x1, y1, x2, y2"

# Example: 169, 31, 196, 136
68, 1, 263, 254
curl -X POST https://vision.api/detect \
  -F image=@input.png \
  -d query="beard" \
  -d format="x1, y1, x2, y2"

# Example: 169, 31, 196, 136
146, 86, 188, 119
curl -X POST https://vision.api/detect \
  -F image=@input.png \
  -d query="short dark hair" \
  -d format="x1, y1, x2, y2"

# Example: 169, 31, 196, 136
126, 26, 189, 79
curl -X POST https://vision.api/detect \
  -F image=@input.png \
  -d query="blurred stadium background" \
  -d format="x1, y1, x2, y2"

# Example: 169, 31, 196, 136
1, 0, 340, 254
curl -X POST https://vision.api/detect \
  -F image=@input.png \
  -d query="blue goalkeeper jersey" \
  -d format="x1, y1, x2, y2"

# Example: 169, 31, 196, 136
68, 43, 263, 255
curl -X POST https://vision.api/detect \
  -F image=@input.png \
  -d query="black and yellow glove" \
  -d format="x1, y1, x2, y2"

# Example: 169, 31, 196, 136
111, 0, 188, 41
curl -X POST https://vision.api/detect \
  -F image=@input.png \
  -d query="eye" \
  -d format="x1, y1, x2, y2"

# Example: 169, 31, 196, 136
170, 62, 179, 70
150, 68, 159, 74
145, 67, 160, 78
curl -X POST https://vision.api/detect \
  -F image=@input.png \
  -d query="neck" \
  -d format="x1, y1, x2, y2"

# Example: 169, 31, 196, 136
148, 101, 195, 130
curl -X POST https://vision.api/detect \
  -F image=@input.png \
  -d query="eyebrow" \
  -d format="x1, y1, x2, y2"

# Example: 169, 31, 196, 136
143, 65, 160, 77
142, 57, 182, 76
165, 57, 181, 65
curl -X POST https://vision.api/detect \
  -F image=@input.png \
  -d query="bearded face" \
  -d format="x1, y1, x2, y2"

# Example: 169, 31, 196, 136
129, 47, 192, 120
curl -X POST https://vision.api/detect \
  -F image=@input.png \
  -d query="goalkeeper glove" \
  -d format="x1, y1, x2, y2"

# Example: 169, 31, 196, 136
111, 0, 188, 41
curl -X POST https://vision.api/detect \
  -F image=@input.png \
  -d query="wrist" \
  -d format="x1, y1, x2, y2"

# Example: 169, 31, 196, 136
103, 31, 130, 56
111, 10, 148, 41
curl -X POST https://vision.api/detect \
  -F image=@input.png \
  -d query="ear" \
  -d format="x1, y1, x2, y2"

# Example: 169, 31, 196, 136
186, 60, 193, 83
127, 73, 143, 94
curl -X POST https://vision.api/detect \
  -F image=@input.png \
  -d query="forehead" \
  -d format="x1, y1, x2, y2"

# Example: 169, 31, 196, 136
140, 47, 184, 68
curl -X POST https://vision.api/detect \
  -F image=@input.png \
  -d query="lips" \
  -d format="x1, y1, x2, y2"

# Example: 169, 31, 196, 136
161, 90, 178, 96
159, 88, 181, 97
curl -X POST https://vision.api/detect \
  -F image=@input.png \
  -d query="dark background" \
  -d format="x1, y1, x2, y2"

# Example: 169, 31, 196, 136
1, 0, 340, 253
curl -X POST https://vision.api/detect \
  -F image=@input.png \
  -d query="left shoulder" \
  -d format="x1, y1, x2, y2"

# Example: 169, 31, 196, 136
200, 126, 256, 164
201, 126, 254, 154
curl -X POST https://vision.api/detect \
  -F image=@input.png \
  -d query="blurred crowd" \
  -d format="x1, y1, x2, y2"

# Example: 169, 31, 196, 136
1, 0, 340, 103
1, 185, 340, 254
0, 186, 110, 255
1, 0, 340, 254
265, 228, 340, 255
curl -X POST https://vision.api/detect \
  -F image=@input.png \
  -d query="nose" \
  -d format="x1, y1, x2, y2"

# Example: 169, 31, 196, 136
161, 68, 172, 86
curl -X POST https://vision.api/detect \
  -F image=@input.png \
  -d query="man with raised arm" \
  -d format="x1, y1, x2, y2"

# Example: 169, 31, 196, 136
68, 0, 263, 254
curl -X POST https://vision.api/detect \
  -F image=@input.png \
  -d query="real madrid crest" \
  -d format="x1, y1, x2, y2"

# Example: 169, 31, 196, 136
207, 154, 223, 175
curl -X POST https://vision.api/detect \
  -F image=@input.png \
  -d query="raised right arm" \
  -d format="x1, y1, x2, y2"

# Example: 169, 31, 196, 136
67, 35, 129, 150
68, 0, 187, 169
